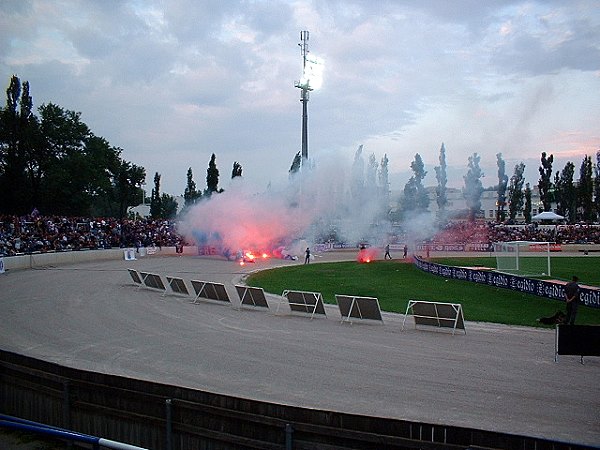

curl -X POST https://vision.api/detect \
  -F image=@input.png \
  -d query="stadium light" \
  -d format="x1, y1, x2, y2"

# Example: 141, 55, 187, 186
294, 30, 324, 165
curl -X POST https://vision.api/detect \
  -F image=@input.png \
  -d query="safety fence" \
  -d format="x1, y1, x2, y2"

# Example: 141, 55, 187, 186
413, 256, 600, 309
1, 349, 594, 450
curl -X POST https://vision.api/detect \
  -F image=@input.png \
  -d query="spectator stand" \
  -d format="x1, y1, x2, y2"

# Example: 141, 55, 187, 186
190, 280, 231, 305
235, 285, 270, 311
335, 294, 383, 325
276, 290, 326, 319
402, 300, 466, 335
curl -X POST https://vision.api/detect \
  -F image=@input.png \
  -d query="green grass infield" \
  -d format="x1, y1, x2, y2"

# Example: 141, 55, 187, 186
246, 257, 600, 328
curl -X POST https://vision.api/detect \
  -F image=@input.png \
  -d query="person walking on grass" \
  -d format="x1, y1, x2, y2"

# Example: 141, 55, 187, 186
384, 244, 391, 260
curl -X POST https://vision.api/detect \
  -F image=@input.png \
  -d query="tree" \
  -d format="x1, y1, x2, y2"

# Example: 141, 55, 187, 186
289, 151, 301, 176
0, 75, 37, 213
524, 183, 532, 223
434, 143, 448, 222
205, 153, 221, 196
350, 145, 365, 202
111, 159, 145, 219
496, 153, 509, 222
595, 150, 600, 221
150, 172, 162, 218
507, 162, 525, 221
184, 167, 201, 207
538, 152, 554, 212
555, 162, 576, 223
402, 153, 429, 214
0, 75, 145, 216
366, 152, 378, 195
378, 153, 390, 217
578, 155, 594, 222
463, 153, 484, 222
231, 161, 243, 179
161, 193, 178, 219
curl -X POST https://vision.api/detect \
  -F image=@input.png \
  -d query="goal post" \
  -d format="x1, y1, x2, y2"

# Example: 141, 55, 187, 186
493, 241, 551, 277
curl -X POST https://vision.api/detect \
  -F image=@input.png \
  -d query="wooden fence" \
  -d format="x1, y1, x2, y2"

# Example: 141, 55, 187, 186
1, 349, 592, 450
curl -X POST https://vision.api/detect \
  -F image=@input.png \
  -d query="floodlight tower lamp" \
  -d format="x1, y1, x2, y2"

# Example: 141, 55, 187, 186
294, 30, 312, 165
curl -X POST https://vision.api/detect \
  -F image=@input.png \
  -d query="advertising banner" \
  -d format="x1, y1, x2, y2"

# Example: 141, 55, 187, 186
414, 257, 599, 309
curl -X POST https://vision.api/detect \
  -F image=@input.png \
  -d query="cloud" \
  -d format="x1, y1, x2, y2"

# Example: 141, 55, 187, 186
0, 0, 598, 199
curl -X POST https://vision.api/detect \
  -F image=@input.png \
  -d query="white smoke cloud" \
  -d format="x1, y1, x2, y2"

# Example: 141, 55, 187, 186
177, 147, 416, 258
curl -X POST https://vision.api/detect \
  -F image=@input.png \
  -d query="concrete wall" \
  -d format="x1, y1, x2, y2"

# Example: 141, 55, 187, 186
1, 246, 200, 271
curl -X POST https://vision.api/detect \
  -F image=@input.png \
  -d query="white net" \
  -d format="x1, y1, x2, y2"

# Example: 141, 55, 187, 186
493, 241, 551, 276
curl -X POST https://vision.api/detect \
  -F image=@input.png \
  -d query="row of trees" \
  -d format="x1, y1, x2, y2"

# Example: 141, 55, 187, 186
0, 75, 245, 220
0, 76, 145, 218
400, 142, 600, 224
148, 154, 243, 218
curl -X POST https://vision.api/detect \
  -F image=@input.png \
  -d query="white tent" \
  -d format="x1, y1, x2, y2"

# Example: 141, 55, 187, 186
532, 211, 564, 221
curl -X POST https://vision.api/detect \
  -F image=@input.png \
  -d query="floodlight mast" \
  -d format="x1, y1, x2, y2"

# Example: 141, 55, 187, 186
294, 30, 312, 166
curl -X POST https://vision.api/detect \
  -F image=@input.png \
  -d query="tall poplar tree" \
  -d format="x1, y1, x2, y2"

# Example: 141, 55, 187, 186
508, 163, 525, 221
578, 155, 594, 221
350, 145, 365, 203
524, 183, 532, 223
231, 161, 243, 179
205, 153, 221, 196
538, 152, 554, 212
150, 172, 162, 218
184, 167, 201, 207
555, 162, 576, 223
378, 153, 390, 217
595, 150, 600, 221
496, 153, 508, 222
402, 153, 429, 214
289, 151, 301, 176
434, 143, 448, 222
463, 153, 484, 222
0, 75, 35, 213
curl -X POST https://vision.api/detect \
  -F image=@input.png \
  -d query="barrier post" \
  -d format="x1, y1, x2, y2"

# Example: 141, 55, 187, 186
63, 380, 71, 430
165, 399, 172, 450
285, 423, 293, 450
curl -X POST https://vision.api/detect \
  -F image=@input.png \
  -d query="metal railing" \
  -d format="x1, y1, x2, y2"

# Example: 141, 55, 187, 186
1, 414, 148, 450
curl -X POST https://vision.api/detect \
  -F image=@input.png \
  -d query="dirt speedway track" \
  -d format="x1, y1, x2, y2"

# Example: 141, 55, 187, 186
1, 250, 598, 447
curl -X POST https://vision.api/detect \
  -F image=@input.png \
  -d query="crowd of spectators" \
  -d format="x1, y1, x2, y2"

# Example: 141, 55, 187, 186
429, 221, 600, 245
2, 213, 600, 258
0, 214, 182, 257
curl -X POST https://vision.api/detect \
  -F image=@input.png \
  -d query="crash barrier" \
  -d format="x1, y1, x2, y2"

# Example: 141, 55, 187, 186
127, 268, 143, 287
2, 350, 594, 450
555, 324, 600, 364
402, 300, 466, 335
191, 280, 230, 304
277, 290, 326, 318
413, 256, 600, 309
335, 294, 383, 324
235, 285, 270, 310
166, 276, 190, 296
126, 270, 468, 336
138, 271, 167, 293
0, 414, 148, 450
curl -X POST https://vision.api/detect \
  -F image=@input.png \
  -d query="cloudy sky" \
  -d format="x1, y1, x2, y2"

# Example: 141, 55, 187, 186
1, 0, 599, 196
